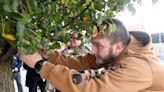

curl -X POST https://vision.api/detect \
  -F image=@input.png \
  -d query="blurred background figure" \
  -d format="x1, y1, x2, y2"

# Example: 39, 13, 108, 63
62, 31, 90, 55
23, 64, 46, 92
12, 53, 23, 92
23, 48, 46, 92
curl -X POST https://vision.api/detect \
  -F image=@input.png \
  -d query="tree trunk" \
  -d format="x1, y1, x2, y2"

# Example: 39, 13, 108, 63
0, 61, 15, 92
0, 42, 16, 92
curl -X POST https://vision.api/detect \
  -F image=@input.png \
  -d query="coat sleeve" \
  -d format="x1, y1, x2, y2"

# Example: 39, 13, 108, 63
47, 51, 97, 71
40, 57, 153, 92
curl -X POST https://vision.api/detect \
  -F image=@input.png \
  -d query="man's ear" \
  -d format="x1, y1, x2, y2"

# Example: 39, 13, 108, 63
113, 41, 124, 56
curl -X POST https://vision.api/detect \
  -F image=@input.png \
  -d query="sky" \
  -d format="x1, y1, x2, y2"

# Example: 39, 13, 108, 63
116, 0, 164, 34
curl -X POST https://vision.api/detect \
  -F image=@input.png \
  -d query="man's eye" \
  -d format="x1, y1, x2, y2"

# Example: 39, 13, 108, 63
92, 43, 103, 49
95, 44, 103, 48
92, 44, 98, 48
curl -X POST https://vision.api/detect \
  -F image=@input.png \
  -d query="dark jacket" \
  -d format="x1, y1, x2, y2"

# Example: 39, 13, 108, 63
12, 54, 22, 72
23, 64, 41, 87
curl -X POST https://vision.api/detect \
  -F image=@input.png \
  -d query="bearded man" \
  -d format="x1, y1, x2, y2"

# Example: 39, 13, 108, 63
19, 18, 164, 92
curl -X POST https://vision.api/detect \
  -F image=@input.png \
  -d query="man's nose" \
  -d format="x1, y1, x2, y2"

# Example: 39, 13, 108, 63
90, 48, 96, 55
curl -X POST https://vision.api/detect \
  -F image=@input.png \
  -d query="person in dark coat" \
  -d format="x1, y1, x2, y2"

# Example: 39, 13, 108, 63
23, 48, 46, 92
12, 53, 23, 92
23, 64, 46, 92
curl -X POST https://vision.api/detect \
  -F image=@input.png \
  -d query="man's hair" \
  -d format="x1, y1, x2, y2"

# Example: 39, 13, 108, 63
103, 18, 130, 47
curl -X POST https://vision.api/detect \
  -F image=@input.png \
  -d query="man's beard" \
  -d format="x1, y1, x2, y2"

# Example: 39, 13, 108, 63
96, 49, 116, 66
103, 54, 115, 64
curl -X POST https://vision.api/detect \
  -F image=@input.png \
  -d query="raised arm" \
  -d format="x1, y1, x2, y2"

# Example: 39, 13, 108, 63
47, 51, 97, 71
40, 58, 152, 92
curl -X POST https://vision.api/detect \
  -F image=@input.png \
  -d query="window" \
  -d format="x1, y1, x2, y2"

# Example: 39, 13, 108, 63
161, 33, 164, 43
151, 33, 159, 43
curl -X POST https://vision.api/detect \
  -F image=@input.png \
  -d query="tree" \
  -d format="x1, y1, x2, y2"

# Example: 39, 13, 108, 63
0, 0, 158, 91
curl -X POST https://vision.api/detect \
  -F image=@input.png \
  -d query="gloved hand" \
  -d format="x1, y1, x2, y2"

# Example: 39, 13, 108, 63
12, 67, 19, 72
14, 67, 19, 72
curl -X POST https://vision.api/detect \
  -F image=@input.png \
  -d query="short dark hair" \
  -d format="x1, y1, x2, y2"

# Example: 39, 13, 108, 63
103, 18, 130, 47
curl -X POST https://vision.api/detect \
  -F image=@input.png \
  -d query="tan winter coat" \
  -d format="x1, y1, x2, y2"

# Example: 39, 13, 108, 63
40, 31, 164, 92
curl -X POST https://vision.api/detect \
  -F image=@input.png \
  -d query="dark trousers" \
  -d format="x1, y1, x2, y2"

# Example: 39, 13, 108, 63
13, 72, 23, 92
28, 78, 46, 92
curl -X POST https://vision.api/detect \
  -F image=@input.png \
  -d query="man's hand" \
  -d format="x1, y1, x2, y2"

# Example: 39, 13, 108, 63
19, 51, 43, 68
12, 67, 19, 72
14, 67, 19, 72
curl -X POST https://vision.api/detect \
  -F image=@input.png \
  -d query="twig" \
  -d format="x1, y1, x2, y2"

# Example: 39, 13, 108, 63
62, 2, 91, 28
